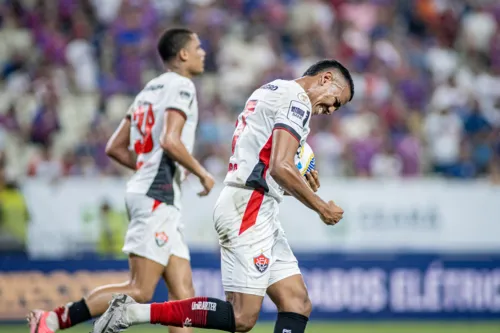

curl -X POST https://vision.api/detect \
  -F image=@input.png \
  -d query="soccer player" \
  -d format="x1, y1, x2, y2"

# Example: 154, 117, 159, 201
92, 59, 354, 333
28, 28, 215, 333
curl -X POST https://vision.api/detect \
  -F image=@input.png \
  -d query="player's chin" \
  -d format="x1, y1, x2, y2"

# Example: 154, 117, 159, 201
315, 104, 331, 115
194, 66, 205, 75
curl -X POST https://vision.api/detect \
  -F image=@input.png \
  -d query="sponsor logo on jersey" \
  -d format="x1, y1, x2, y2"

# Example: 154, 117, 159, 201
192, 301, 217, 311
283, 330, 292, 333
290, 106, 305, 118
254, 254, 270, 273
298, 92, 309, 104
287, 100, 309, 127
261, 83, 278, 91
155, 231, 168, 247
144, 84, 164, 91
179, 90, 191, 100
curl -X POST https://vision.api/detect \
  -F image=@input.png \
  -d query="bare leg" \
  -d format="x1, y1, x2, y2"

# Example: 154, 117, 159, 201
162, 255, 195, 333
267, 274, 312, 333
85, 254, 165, 316
225, 292, 263, 332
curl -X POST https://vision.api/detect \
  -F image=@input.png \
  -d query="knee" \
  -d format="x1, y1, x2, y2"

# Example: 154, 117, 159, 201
234, 311, 259, 333
300, 296, 313, 317
280, 290, 312, 317
128, 283, 155, 303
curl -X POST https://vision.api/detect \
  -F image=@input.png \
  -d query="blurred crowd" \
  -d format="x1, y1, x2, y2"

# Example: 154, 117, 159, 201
1, 0, 500, 182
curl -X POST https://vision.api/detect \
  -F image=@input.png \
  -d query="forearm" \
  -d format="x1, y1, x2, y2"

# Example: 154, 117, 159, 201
271, 163, 325, 212
162, 140, 206, 179
107, 148, 136, 170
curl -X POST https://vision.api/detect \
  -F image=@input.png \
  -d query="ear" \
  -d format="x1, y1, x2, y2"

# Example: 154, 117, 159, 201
321, 71, 333, 85
179, 48, 189, 62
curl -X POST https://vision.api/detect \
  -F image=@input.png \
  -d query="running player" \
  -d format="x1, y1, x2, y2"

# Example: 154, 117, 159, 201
92, 59, 354, 333
28, 28, 214, 333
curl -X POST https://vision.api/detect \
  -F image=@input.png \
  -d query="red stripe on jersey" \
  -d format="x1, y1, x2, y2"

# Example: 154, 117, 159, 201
152, 199, 162, 212
260, 134, 273, 178
239, 189, 265, 235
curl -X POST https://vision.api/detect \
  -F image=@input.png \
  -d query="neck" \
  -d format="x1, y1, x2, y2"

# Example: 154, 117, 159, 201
295, 76, 319, 108
294, 76, 312, 92
166, 61, 192, 79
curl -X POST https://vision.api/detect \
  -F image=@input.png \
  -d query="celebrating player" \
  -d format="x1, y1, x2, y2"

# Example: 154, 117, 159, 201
28, 28, 214, 333
92, 59, 354, 333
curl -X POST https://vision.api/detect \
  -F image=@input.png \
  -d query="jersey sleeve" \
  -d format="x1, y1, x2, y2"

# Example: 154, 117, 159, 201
273, 95, 311, 142
161, 78, 196, 119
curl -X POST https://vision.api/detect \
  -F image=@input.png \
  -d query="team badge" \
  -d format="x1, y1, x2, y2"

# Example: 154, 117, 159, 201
298, 92, 309, 104
155, 232, 168, 247
254, 254, 270, 273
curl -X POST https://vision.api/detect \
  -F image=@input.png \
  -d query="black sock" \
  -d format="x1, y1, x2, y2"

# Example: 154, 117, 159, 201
273, 312, 309, 333
55, 298, 92, 329
205, 298, 236, 332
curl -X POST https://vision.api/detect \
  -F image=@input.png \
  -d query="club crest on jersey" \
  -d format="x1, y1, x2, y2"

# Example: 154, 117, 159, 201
297, 92, 309, 104
254, 254, 270, 273
155, 232, 168, 247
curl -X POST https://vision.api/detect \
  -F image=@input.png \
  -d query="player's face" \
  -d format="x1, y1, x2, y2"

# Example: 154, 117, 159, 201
185, 33, 206, 75
309, 71, 351, 115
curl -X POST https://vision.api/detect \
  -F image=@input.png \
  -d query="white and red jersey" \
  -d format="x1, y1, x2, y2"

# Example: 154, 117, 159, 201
224, 79, 312, 202
126, 72, 198, 210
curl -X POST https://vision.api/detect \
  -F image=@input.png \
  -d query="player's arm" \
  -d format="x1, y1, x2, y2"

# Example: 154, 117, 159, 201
160, 110, 214, 196
284, 171, 320, 195
269, 130, 325, 211
105, 117, 137, 170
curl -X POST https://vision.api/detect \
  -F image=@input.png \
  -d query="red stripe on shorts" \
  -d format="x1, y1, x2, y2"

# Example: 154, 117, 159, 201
238, 190, 265, 235
152, 199, 162, 212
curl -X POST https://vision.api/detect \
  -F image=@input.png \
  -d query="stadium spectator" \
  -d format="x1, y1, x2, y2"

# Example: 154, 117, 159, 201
0, 0, 499, 183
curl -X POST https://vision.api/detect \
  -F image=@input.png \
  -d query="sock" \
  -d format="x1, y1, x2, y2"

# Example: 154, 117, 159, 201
53, 298, 91, 330
126, 304, 151, 324
273, 312, 308, 333
149, 297, 235, 332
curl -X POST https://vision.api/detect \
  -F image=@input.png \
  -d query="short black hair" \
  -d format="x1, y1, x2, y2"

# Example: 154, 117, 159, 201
303, 59, 355, 101
157, 28, 194, 62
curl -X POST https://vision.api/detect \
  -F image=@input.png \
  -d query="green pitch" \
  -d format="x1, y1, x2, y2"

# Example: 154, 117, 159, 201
2, 322, 499, 333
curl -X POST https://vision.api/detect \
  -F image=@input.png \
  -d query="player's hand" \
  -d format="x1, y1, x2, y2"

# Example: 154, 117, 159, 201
319, 200, 344, 225
198, 172, 215, 197
305, 170, 320, 192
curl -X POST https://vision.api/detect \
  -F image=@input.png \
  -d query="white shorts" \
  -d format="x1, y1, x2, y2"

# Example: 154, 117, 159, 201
213, 186, 301, 297
122, 193, 190, 266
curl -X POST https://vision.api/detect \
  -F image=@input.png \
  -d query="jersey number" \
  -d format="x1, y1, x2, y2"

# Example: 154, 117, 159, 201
232, 100, 257, 153
132, 103, 155, 156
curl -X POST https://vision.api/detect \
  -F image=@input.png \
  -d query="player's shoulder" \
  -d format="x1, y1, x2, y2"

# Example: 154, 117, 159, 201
147, 72, 195, 92
265, 79, 310, 107
163, 72, 195, 89
259, 79, 293, 93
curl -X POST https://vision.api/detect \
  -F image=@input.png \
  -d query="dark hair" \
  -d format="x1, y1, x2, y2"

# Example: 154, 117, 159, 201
303, 59, 355, 101
157, 28, 194, 62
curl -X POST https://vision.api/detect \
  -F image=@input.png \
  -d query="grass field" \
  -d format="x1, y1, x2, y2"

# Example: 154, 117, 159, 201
2, 322, 500, 333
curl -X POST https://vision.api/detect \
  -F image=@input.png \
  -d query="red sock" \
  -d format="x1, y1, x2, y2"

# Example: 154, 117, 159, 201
150, 297, 208, 327
54, 306, 72, 329
150, 297, 235, 332
53, 299, 91, 330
